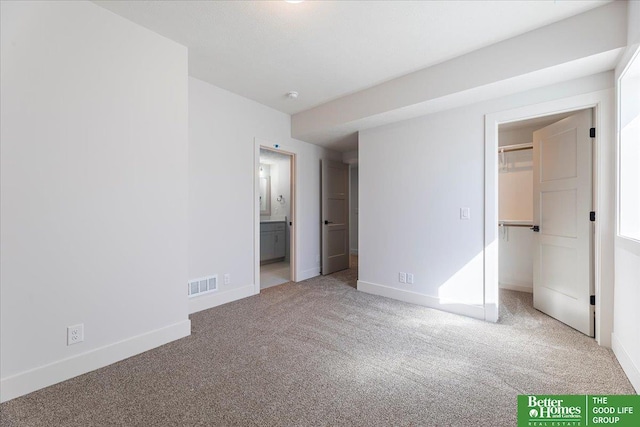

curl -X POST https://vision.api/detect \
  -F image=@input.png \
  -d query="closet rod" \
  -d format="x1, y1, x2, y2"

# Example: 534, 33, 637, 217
498, 221, 534, 228
498, 142, 533, 153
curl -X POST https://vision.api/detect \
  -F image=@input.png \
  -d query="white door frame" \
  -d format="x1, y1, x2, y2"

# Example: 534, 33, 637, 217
484, 89, 614, 347
254, 138, 297, 294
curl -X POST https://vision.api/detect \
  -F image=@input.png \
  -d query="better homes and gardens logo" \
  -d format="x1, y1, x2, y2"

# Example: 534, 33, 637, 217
518, 395, 640, 427
521, 395, 584, 425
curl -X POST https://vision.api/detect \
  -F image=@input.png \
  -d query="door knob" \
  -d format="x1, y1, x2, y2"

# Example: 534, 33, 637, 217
324, 220, 333, 225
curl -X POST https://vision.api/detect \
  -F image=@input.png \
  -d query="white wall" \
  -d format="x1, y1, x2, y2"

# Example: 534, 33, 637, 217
0, 1, 190, 402
498, 126, 538, 147
350, 166, 359, 255
498, 149, 533, 222
358, 72, 614, 320
189, 77, 341, 314
627, 0, 640, 47
343, 150, 359, 165
275, 158, 291, 262
498, 227, 534, 293
612, 0, 640, 393
265, 157, 291, 223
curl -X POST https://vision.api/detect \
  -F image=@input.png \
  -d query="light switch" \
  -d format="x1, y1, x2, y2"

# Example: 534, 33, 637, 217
460, 207, 470, 220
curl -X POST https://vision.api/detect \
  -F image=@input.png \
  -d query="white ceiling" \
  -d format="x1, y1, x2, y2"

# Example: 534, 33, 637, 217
94, 0, 610, 115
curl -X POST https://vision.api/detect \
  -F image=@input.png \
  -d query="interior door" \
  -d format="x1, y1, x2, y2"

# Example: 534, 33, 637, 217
532, 109, 594, 336
321, 160, 349, 275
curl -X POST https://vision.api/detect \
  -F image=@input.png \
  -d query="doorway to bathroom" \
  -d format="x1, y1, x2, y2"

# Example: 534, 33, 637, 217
259, 147, 294, 289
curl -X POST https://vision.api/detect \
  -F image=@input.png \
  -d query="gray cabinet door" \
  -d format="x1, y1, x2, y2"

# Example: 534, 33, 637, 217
260, 222, 286, 262
260, 231, 275, 262
274, 230, 285, 258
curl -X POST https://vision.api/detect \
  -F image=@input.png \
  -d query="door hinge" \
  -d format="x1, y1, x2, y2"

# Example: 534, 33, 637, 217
590, 295, 596, 306
590, 211, 596, 222
590, 127, 596, 138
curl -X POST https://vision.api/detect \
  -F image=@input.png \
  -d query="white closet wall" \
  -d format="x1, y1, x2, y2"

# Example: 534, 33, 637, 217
498, 127, 535, 292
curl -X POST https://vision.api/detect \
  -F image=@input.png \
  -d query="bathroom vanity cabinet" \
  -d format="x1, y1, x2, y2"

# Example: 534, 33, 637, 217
260, 221, 286, 263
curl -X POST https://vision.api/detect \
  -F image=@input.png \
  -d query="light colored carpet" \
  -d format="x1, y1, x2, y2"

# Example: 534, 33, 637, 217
0, 266, 634, 426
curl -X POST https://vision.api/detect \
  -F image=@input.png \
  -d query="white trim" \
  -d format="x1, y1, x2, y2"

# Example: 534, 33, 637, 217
0, 319, 191, 403
611, 333, 640, 393
357, 280, 485, 320
188, 284, 256, 314
298, 267, 321, 282
254, 140, 261, 294
484, 89, 614, 346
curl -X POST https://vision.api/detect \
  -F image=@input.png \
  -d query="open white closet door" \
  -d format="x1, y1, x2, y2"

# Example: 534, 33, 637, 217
532, 109, 594, 337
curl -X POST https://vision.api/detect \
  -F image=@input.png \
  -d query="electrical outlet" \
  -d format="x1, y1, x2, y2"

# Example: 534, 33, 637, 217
223, 273, 230, 285
399, 272, 406, 283
67, 324, 84, 346
407, 273, 414, 284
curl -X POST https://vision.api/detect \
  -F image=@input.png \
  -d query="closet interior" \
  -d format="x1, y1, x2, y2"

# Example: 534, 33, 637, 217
497, 112, 577, 295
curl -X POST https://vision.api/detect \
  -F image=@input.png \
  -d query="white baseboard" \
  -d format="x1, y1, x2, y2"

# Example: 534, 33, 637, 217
611, 333, 640, 394
0, 319, 190, 403
357, 280, 485, 320
297, 267, 320, 282
189, 284, 255, 314
499, 282, 533, 293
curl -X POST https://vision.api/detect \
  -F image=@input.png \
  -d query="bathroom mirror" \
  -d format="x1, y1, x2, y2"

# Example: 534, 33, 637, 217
260, 176, 271, 216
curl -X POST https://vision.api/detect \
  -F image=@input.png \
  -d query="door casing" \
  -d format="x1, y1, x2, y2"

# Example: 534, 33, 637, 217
254, 139, 296, 294
484, 89, 614, 347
